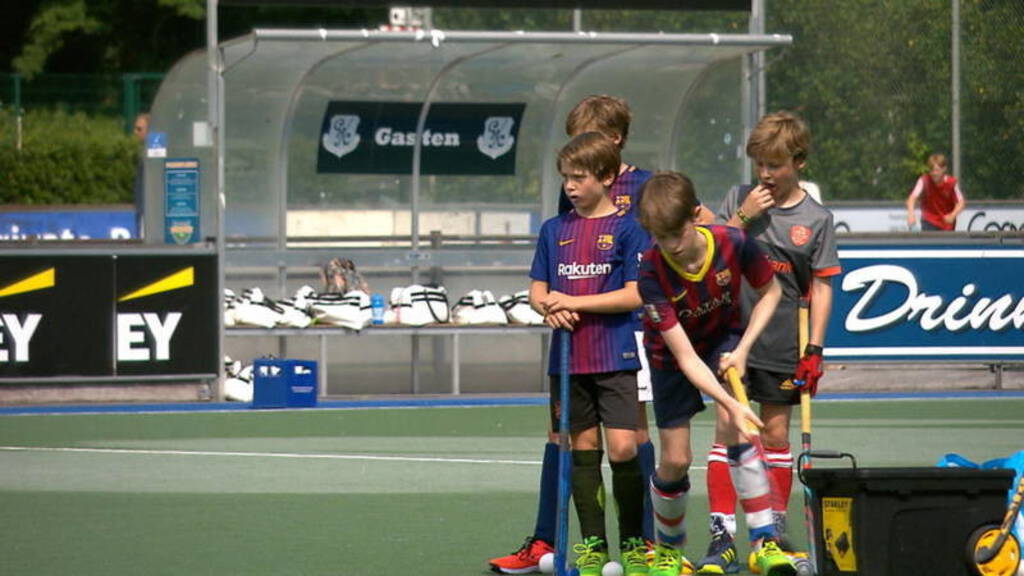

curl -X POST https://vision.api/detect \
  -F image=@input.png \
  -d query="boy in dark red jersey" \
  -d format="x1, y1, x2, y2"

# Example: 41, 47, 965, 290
635, 172, 794, 576
705, 111, 840, 574
526, 132, 650, 576
905, 153, 966, 231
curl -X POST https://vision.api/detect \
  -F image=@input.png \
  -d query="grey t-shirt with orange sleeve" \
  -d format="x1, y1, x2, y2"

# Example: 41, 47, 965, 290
717, 185, 841, 373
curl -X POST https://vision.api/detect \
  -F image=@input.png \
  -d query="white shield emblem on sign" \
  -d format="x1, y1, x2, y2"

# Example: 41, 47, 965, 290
477, 116, 516, 160
322, 114, 362, 158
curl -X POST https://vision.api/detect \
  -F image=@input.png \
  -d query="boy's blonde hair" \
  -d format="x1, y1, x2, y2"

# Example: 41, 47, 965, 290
928, 153, 948, 169
746, 111, 810, 163
565, 95, 632, 149
637, 171, 699, 238
557, 132, 621, 183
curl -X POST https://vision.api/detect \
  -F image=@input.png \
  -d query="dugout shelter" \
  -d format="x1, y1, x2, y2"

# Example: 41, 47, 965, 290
144, 27, 792, 395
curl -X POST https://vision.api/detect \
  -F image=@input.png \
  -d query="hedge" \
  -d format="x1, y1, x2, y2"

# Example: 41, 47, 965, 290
0, 109, 137, 205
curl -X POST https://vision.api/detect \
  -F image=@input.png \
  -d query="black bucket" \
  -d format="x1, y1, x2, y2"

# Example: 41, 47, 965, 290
800, 451, 1012, 576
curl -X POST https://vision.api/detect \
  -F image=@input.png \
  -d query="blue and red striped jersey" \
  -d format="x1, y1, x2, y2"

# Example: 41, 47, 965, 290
638, 225, 774, 371
558, 165, 654, 218
530, 210, 646, 375
560, 166, 654, 330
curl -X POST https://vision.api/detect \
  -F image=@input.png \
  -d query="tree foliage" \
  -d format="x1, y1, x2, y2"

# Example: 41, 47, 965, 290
0, 110, 136, 204
11, 0, 206, 79
12, 0, 103, 80
6, 0, 382, 77
4, 1, 1022, 202
765, 0, 1023, 200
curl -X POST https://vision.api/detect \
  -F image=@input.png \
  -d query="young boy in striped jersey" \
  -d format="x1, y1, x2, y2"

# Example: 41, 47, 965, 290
701, 111, 840, 574
526, 132, 649, 576
635, 172, 796, 576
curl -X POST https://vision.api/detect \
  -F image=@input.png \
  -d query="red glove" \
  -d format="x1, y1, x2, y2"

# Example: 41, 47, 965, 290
794, 344, 823, 397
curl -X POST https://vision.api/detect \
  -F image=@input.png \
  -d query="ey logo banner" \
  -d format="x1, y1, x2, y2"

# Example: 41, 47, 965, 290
115, 254, 218, 376
117, 267, 192, 362
0, 268, 54, 363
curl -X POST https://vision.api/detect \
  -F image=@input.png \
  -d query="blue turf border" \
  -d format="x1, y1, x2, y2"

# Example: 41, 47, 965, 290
1, 389, 1024, 416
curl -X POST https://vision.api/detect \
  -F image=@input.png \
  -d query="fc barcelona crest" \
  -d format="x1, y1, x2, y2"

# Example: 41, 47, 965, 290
596, 234, 614, 250
614, 195, 632, 211
715, 269, 732, 286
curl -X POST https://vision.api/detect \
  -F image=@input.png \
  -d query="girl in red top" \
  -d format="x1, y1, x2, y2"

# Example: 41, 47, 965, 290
906, 153, 966, 231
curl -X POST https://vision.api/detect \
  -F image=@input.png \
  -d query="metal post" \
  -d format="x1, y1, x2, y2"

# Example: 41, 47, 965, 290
452, 332, 460, 395
741, 57, 753, 184
320, 334, 328, 397
14, 74, 22, 152
573, 9, 582, 32
411, 335, 420, 394
742, 0, 767, 183
751, 0, 766, 119
951, 0, 961, 180
208, 0, 225, 400
122, 74, 135, 134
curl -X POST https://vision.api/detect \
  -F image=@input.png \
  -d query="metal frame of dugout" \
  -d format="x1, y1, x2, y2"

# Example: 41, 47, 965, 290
145, 27, 791, 398
230, 324, 551, 397
223, 230, 1024, 397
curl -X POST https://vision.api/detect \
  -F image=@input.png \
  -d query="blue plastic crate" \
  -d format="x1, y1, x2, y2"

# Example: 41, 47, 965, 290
252, 359, 318, 409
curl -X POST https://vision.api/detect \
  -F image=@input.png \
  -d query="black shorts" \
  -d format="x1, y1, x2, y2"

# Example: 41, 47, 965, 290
747, 366, 801, 406
649, 334, 738, 429
549, 371, 640, 433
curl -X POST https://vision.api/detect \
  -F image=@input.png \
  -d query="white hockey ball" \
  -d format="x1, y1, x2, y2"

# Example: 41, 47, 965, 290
539, 552, 555, 574
602, 560, 623, 576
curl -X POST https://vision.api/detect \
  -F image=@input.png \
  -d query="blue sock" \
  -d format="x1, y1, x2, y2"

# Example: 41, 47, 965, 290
534, 442, 561, 544
638, 440, 656, 541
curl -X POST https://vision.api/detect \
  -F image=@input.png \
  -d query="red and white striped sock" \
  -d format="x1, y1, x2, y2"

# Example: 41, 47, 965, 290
707, 443, 737, 537
728, 443, 775, 543
650, 474, 690, 547
765, 444, 794, 526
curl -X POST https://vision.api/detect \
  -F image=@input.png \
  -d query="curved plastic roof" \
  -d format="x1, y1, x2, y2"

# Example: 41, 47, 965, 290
148, 29, 791, 242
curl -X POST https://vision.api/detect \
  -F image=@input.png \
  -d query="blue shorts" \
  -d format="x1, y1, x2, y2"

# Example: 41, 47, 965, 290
650, 333, 740, 429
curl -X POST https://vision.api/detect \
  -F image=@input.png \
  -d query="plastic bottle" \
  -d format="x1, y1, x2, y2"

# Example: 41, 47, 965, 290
371, 293, 385, 325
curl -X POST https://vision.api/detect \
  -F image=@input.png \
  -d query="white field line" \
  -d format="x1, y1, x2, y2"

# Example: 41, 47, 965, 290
0, 445, 708, 470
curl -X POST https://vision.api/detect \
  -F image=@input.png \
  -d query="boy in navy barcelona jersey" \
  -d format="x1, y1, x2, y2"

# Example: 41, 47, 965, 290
491, 95, 672, 575
527, 132, 649, 576
635, 172, 797, 576
705, 111, 840, 574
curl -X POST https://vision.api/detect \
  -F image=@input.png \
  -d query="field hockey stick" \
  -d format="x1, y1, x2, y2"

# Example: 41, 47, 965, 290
975, 472, 1024, 565
555, 329, 573, 576
723, 366, 773, 474
796, 299, 818, 569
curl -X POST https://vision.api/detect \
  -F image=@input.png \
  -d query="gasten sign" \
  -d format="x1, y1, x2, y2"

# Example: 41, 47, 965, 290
317, 101, 526, 175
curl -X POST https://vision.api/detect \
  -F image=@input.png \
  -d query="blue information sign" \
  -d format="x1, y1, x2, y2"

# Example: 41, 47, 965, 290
164, 159, 200, 245
146, 132, 168, 158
